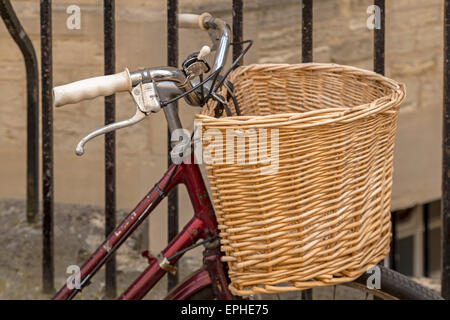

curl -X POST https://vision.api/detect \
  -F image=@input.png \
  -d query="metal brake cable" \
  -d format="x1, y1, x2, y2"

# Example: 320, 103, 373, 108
159, 66, 223, 108
167, 233, 219, 261
203, 40, 253, 115
208, 40, 253, 98
157, 41, 255, 208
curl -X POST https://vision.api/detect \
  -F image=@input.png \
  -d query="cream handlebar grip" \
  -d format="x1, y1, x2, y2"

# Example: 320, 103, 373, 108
53, 69, 132, 107
178, 13, 211, 30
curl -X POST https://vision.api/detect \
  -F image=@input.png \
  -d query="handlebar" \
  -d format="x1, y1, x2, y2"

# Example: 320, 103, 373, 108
52, 12, 232, 155
53, 69, 132, 107
53, 13, 229, 108
178, 13, 211, 30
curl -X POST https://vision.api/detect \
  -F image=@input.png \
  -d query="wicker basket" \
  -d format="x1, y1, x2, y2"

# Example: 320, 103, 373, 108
195, 63, 406, 296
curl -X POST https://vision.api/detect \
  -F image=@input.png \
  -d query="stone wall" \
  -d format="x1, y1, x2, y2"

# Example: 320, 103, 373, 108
0, 0, 444, 252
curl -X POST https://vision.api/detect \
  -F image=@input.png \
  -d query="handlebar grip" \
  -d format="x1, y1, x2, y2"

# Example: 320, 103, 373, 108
53, 68, 132, 107
178, 13, 211, 30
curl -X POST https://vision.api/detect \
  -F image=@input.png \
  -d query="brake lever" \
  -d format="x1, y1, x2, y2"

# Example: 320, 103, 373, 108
75, 108, 146, 156
75, 81, 161, 156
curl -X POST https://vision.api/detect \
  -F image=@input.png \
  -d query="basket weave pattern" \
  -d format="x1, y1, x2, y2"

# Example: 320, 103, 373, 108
196, 63, 406, 296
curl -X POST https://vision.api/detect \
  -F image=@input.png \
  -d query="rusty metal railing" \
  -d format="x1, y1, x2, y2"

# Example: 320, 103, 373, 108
103, 0, 117, 299
0, 0, 39, 224
167, 0, 179, 292
442, 0, 450, 300
40, 0, 54, 295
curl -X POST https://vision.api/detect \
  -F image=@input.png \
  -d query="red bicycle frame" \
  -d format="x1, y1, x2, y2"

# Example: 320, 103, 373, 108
53, 154, 233, 300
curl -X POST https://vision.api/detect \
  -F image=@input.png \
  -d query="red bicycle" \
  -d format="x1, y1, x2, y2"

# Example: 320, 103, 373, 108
52, 13, 442, 300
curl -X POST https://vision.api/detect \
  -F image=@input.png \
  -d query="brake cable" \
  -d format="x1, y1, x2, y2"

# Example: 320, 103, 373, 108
159, 40, 253, 114
159, 66, 223, 108
208, 40, 253, 98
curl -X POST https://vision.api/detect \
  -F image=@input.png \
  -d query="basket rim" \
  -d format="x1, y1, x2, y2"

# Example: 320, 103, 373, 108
198, 63, 406, 128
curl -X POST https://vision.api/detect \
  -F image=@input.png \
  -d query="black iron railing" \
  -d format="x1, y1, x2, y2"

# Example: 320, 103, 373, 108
103, 0, 117, 299
302, 0, 313, 63
167, 0, 179, 292
443, 0, 450, 300
0, 1, 39, 224
40, 0, 54, 295
232, 0, 243, 64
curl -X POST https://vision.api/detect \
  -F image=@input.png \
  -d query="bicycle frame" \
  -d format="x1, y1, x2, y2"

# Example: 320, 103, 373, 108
53, 154, 233, 300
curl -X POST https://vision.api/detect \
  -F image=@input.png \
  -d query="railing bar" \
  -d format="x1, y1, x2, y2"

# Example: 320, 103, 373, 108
167, 0, 179, 292
104, 0, 117, 299
389, 212, 397, 270
302, 0, 313, 63
232, 0, 243, 64
423, 204, 430, 277
301, 0, 313, 300
0, 0, 39, 224
373, 0, 389, 275
374, 0, 385, 75
442, 0, 450, 300
40, 0, 54, 294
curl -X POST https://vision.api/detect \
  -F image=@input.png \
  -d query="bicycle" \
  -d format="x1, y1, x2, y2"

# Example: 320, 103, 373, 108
52, 12, 443, 300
